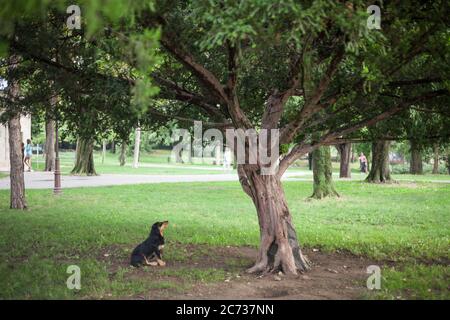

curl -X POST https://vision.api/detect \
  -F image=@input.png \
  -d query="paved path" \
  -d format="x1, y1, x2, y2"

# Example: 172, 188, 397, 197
1, 171, 448, 190
0, 171, 309, 190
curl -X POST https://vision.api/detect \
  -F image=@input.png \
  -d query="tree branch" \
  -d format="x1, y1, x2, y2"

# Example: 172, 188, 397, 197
279, 44, 345, 144
152, 74, 226, 119
146, 108, 233, 128
261, 36, 312, 130
277, 89, 448, 176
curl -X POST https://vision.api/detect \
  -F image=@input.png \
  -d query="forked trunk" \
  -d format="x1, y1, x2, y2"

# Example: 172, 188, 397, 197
71, 137, 96, 175
44, 116, 56, 171
336, 143, 352, 178
8, 113, 27, 209
432, 143, 439, 174
366, 140, 391, 183
238, 166, 311, 275
311, 146, 339, 199
409, 140, 423, 174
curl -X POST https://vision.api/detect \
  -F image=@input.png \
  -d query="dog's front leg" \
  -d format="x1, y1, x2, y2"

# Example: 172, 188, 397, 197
155, 247, 166, 266
156, 258, 166, 267
143, 255, 158, 266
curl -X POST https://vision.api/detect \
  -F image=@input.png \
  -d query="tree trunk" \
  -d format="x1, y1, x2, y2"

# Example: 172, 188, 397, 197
102, 140, 106, 164
44, 116, 56, 171
307, 152, 312, 170
6, 54, 27, 209
71, 137, 96, 175
432, 143, 439, 174
366, 140, 391, 183
132, 127, 141, 168
336, 143, 352, 178
238, 165, 311, 275
311, 146, 339, 199
446, 152, 450, 175
8, 114, 27, 209
409, 140, 423, 174
111, 141, 116, 154
119, 141, 127, 166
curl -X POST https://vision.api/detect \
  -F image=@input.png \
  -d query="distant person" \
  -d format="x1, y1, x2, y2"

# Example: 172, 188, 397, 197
223, 148, 232, 170
24, 139, 33, 172
358, 152, 368, 173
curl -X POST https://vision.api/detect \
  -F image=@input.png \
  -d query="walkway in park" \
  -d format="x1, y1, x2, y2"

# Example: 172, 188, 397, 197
0, 170, 309, 190
1, 170, 449, 190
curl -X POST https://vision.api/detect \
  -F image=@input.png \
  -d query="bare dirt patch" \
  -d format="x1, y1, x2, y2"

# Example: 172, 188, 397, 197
170, 247, 379, 300
98, 243, 381, 300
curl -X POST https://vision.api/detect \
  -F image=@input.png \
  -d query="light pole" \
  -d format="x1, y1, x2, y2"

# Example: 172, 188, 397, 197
53, 119, 62, 195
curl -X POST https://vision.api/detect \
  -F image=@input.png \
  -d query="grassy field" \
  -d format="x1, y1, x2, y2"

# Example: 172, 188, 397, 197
0, 180, 448, 299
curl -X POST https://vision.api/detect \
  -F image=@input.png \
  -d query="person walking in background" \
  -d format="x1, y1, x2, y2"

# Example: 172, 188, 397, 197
358, 152, 368, 173
23, 139, 33, 172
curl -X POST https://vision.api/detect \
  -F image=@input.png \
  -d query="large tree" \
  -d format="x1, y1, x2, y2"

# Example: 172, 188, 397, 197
142, 1, 449, 274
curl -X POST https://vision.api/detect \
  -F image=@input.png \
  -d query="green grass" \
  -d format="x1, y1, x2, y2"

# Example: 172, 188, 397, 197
289, 171, 450, 183
392, 173, 450, 182
0, 172, 8, 179
0, 180, 449, 299
369, 264, 450, 300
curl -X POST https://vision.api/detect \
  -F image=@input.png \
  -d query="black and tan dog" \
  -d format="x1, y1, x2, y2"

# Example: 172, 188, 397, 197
130, 221, 169, 267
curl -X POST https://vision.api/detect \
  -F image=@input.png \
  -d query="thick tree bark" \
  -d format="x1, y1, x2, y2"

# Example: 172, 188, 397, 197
119, 141, 127, 166
311, 146, 339, 199
432, 143, 439, 174
336, 143, 352, 178
366, 140, 391, 183
6, 54, 27, 209
238, 165, 311, 275
44, 116, 56, 171
409, 140, 423, 174
71, 138, 96, 175
132, 127, 141, 168
8, 114, 27, 209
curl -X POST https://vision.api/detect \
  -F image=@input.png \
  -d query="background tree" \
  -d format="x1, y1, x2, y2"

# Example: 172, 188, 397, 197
336, 143, 352, 178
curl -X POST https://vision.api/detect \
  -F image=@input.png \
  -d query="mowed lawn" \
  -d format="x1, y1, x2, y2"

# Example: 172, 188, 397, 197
0, 180, 448, 299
